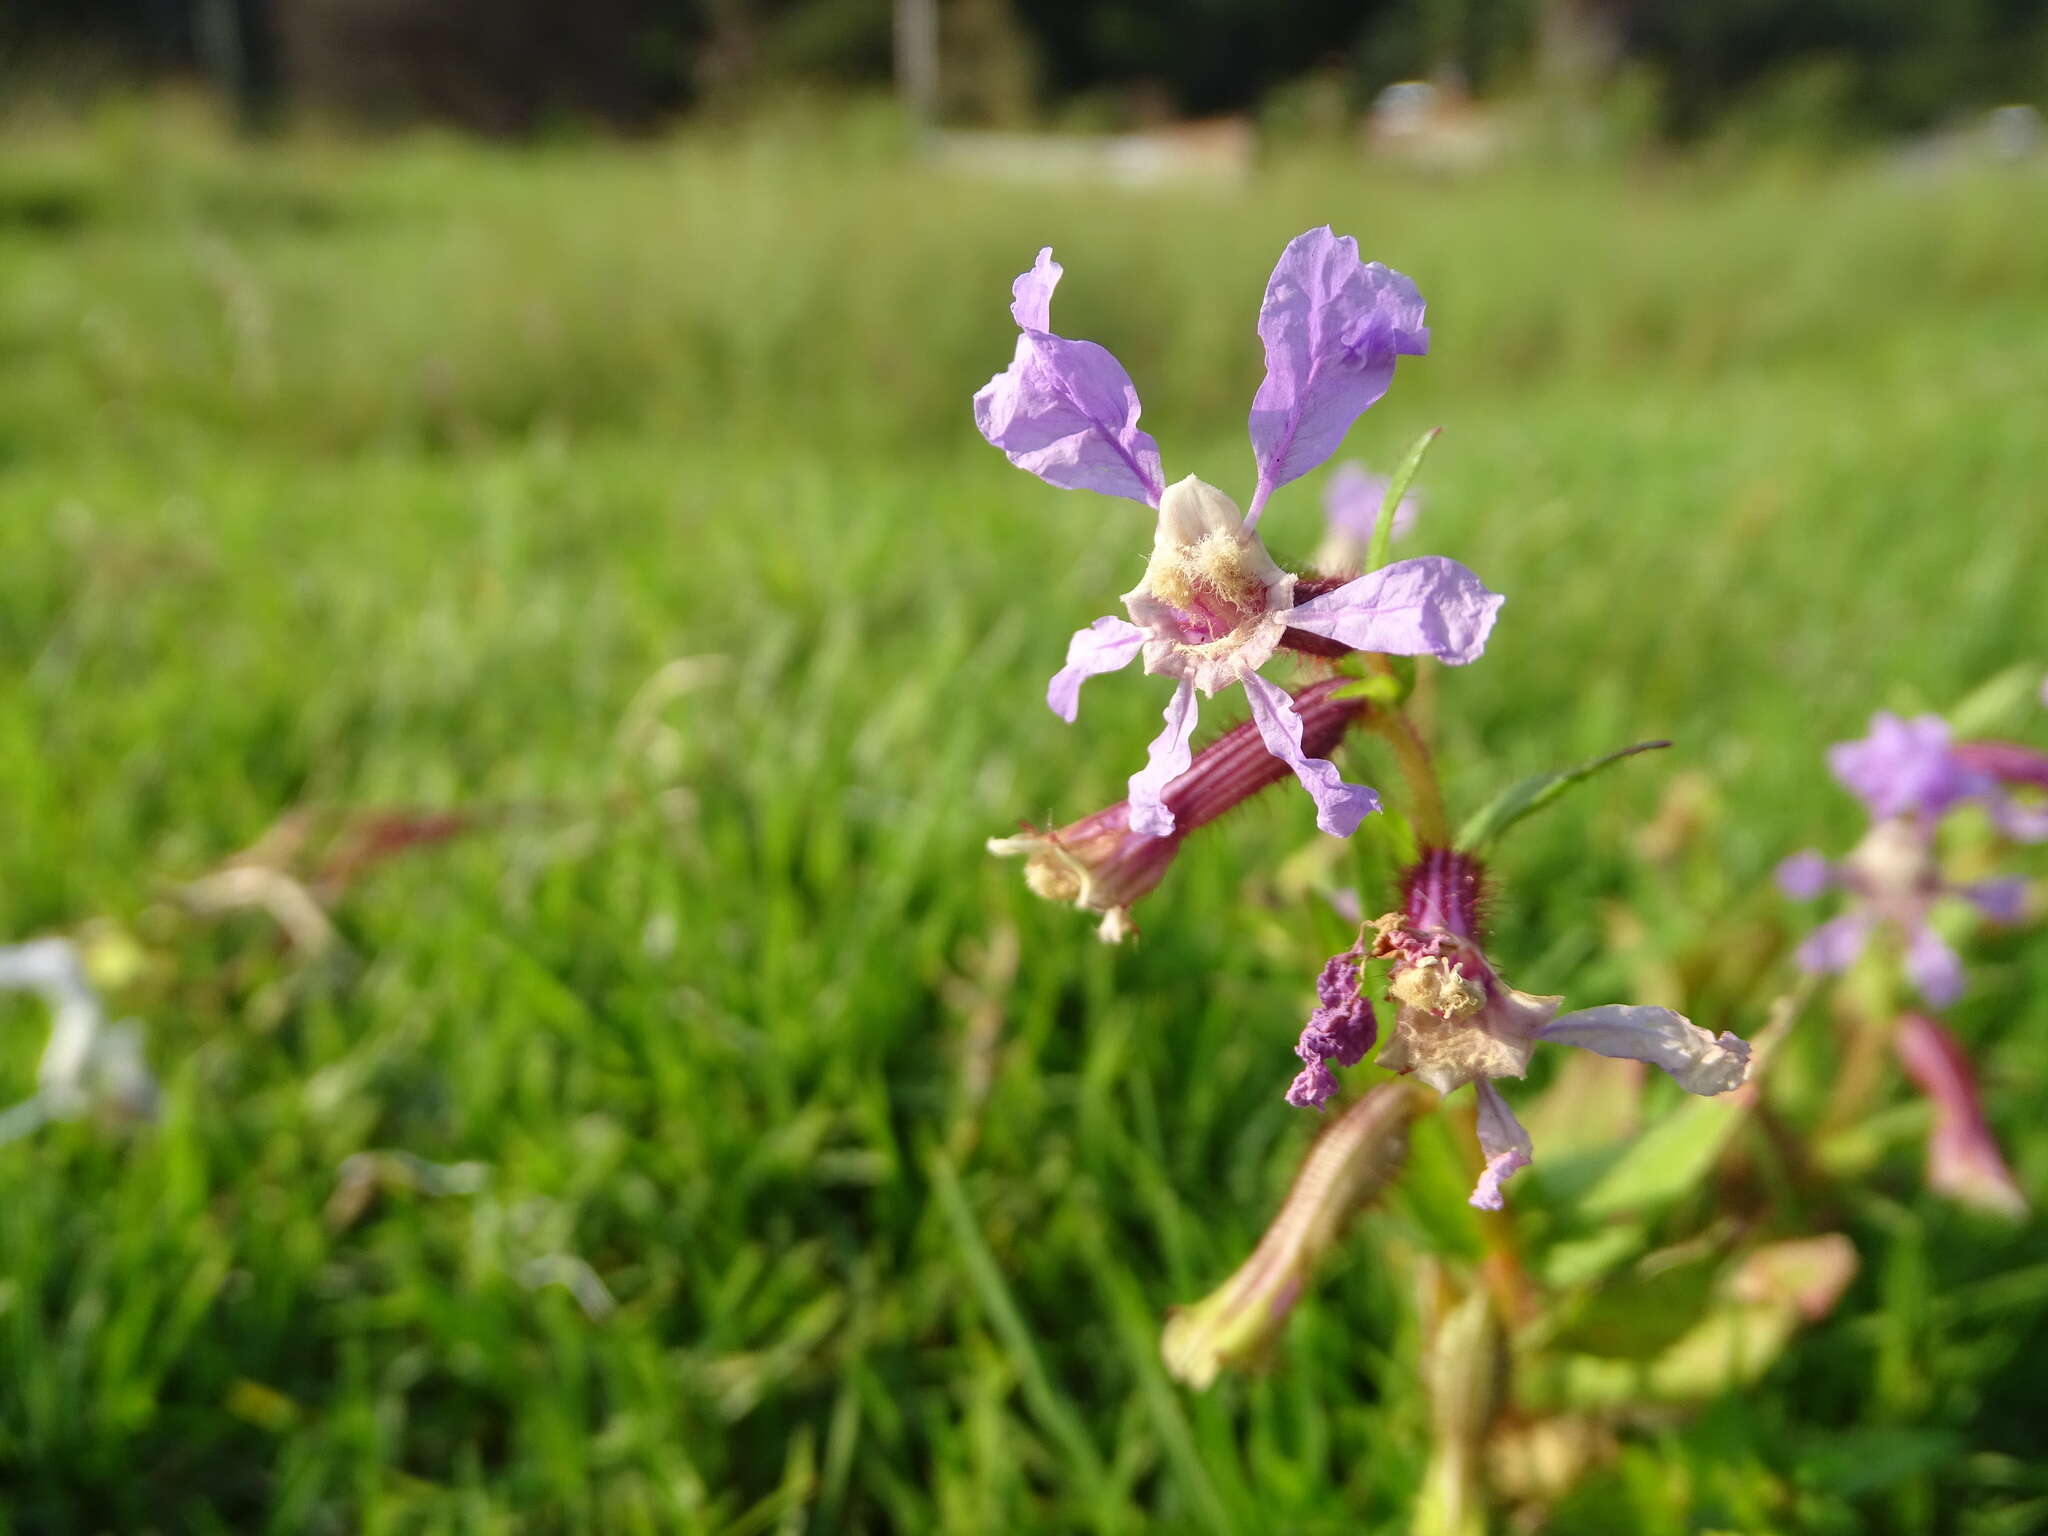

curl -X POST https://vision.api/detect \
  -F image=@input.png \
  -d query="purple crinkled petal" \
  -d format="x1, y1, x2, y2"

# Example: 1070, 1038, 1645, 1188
974, 333, 1165, 506
1904, 923, 1964, 1008
1245, 228, 1428, 521
1285, 1059, 1340, 1110
1240, 672, 1380, 836
1283, 556, 1502, 666
1797, 911, 1873, 975
1127, 680, 1200, 837
1469, 1081, 1534, 1211
1009, 247, 1060, 331
1046, 615, 1144, 722
1535, 1004, 1752, 1095
1775, 850, 1835, 901
1961, 877, 2028, 924
974, 249, 1165, 507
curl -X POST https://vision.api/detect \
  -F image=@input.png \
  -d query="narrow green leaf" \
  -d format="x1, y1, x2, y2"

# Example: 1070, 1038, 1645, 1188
1455, 740, 1672, 854
926, 1151, 1114, 1502
1948, 661, 2048, 737
1365, 427, 1442, 574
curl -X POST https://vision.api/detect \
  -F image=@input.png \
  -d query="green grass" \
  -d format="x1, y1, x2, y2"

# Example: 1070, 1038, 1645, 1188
1, 98, 2046, 1532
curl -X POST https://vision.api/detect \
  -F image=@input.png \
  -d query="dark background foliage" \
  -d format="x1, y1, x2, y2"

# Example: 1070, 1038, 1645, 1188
7, 0, 2047, 137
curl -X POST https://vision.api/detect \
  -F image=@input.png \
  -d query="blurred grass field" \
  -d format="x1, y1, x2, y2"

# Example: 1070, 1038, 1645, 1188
2, 99, 2047, 1532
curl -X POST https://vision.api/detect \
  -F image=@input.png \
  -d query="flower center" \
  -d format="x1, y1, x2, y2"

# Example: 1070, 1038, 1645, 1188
1146, 531, 1277, 647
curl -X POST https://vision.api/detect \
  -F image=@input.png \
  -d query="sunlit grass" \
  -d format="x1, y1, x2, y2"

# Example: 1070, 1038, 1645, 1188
1, 102, 2045, 1531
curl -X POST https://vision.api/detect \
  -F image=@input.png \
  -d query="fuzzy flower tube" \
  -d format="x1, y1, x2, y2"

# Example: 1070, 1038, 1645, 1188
1290, 849, 1752, 1210
975, 232, 1503, 838
989, 677, 1368, 941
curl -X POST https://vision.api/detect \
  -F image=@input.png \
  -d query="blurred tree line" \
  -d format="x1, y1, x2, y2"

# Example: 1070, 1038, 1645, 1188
4, 0, 2045, 137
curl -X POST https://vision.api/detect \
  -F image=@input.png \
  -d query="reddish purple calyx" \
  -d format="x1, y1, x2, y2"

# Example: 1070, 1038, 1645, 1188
1401, 846, 1486, 939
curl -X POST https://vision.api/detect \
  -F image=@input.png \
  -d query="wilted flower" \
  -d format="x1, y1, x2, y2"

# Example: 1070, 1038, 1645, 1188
1163, 1081, 1424, 1388
1308, 849, 1751, 1209
1285, 941, 1377, 1108
976, 233, 1503, 840
1779, 712, 2042, 1005
1315, 460, 1419, 574
991, 677, 1369, 941
1894, 1012, 2028, 1218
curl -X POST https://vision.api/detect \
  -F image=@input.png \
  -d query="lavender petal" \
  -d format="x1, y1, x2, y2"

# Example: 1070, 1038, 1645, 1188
1535, 1004, 1752, 1095
1009, 246, 1061, 331
1904, 922, 1965, 1008
1827, 712, 1985, 823
1469, 1081, 1533, 1211
1247, 228, 1428, 515
1127, 680, 1200, 837
974, 249, 1164, 506
1775, 850, 1835, 901
1241, 672, 1380, 836
1322, 462, 1418, 545
1796, 912, 1873, 975
1283, 556, 1502, 666
1960, 877, 2028, 924
1046, 616, 1145, 722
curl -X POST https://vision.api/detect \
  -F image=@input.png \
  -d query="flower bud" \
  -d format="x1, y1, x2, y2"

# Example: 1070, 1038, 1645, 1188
1162, 1082, 1424, 1388
1895, 1012, 2028, 1218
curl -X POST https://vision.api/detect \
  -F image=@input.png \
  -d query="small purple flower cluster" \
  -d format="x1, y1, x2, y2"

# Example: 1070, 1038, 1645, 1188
1778, 712, 2045, 1005
1778, 708, 2046, 1216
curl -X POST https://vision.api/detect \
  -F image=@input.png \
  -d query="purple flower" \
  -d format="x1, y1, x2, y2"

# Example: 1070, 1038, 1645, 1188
978, 232, 1500, 841
1895, 1012, 2027, 1218
1315, 461, 1419, 574
1779, 712, 2043, 1005
992, 677, 1368, 941
1777, 820, 2024, 1007
1325, 850, 1750, 1210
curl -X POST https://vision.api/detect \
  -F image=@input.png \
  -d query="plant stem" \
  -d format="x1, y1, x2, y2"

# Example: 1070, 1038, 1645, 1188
1370, 697, 1452, 848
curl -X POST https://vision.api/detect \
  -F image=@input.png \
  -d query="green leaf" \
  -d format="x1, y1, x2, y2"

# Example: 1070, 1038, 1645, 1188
1455, 740, 1672, 854
1541, 1248, 1722, 1359
1365, 427, 1442, 574
1948, 661, 2048, 737
1577, 1096, 1743, 1219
